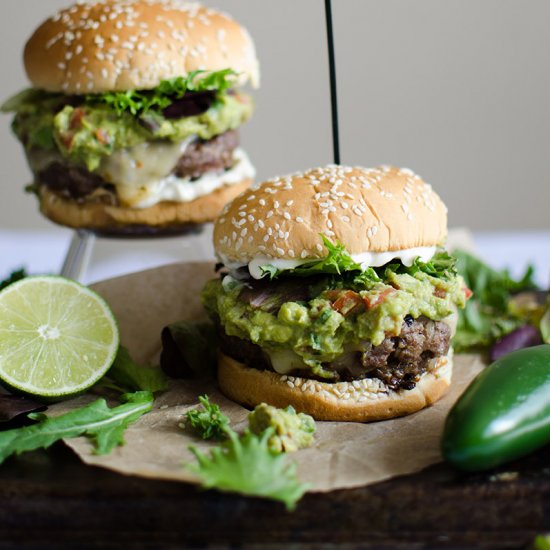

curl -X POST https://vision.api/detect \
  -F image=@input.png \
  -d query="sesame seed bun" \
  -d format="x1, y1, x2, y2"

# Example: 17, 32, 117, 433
218, 351, 453, 422
24, 0, 259, 94
38, 178, 251, 234
214, 165, 448, 265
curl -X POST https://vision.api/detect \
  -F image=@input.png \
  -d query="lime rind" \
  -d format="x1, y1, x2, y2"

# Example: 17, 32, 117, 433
0, 276, 119, 399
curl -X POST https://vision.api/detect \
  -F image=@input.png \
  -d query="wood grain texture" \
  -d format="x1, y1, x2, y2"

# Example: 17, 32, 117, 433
0, 444, 548, 549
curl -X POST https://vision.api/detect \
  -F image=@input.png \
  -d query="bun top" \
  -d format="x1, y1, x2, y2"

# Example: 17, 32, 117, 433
214, 165, 448, 264
24, 0, 259, 94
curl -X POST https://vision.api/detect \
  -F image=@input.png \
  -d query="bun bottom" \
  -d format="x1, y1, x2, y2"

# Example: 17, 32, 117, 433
38, 179, 252, 235
218, 351, 453, 422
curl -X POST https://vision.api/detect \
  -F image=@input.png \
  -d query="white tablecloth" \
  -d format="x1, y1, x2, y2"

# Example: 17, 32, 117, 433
0, 227, 548, 287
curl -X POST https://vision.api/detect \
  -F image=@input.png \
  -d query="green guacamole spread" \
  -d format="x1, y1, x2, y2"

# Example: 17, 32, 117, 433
249, 403, 316, 453
202, 261, 467, 379
12, 92, 253, 171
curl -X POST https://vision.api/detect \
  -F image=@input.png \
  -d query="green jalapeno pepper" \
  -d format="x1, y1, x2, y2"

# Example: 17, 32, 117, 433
442, 345, 550, 471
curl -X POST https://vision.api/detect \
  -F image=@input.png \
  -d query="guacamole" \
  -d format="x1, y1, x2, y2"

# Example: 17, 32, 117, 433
13, 92, 253, 171
249, 403, 316, 453
202, 266, 467, 379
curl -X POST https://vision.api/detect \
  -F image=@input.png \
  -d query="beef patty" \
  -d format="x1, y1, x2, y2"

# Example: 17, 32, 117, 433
218, 315, 451, 391
37, 130, 240, 201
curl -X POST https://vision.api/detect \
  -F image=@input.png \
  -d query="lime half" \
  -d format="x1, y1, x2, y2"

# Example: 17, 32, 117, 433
0, 276, 119, 400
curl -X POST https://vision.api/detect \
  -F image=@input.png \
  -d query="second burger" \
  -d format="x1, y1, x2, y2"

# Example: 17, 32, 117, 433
3, 0, 259, 233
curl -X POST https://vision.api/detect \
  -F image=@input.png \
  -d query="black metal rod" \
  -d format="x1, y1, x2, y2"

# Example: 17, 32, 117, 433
324, 0, 340, 165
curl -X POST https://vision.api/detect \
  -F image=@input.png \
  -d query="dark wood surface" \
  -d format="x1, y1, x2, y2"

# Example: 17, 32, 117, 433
1, 443, 549, 550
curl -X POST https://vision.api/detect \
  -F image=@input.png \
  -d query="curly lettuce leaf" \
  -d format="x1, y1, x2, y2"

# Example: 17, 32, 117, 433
260, 236, 367, 280
259, 236, 456, 284
185, 395, 230, 441
91, 69, 238, 115
188, 429, 309, 511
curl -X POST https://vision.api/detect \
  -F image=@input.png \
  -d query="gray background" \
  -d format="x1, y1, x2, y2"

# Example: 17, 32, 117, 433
1, 0, 549, 230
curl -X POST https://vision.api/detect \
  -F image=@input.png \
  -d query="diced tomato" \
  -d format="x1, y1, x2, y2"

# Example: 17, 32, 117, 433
463, 286, 473, 300
363, 287, 395, 309
70, 108, 85, 130
331, 290, 363, 316
60, 133, 74, 150
95, 128, 110, 145
433, 287, 447, 299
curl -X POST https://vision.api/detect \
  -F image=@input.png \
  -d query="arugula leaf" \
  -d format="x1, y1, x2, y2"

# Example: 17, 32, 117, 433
0, 391, 153, 463
185, 395, 230, 441
453, 249, 538, 351
188, 429, 309, 511
0, 268, 27, 291
92, 69, 238, 116
105, 346, 168, 393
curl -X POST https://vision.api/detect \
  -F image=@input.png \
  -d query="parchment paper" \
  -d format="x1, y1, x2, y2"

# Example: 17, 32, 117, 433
51, 260, 485, 493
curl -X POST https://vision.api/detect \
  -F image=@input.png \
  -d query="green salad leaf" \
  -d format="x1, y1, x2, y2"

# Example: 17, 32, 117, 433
532, 534, 550, 550
104, 346, 168, 393
259, 235, 457, 284
2, 69, 238, 118
185, 395, 230, 441
0, 391, 153, 463
260, 236, 364, 279
0, 268, 27, 291
540, 307, 550, 344
385, 250, 458, 280
453, 249, 538, 351
91, 69, 238, 115
188, 429, 309, 511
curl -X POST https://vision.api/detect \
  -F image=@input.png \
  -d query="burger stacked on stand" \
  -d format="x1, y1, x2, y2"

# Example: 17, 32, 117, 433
2, 0, 259, 233
203, 165, 471, 421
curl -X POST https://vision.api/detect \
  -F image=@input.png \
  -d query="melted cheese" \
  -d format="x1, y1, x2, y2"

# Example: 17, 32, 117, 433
104, 147, 255, 208
221, 246, 437, 280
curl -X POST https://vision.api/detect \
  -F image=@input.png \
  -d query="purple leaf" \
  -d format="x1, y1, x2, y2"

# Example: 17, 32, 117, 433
0, 395, 45, 423
490, 325, 542, 361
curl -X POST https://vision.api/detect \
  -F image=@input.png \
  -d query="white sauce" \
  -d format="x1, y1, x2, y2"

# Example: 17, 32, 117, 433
221, 246, 437, 280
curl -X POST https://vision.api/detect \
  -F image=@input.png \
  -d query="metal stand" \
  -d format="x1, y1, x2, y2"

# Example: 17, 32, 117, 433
60, 230, 95, 281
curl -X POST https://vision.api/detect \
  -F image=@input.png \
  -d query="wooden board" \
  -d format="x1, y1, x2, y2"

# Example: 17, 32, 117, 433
0, 444, 549, 549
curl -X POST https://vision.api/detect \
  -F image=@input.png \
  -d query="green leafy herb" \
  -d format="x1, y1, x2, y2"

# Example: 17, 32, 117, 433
259, 235, 456, 286
185, 395, 230, 441
104, 346, 168, 393
0, 391, 153, 463
453, 249, 538, 351
188, 429, 309, 511
260, 236, 365, 280
532, 534, 550, 550
160, 321, 217, 378
92, 69, 238, 115
541, 306, 550, 344
0, 268, 27, 291
1, 89, 48, 113
385, 250, 458, 280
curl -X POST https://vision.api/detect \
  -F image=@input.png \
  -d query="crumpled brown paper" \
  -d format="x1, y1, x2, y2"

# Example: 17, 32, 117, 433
51, 260, 486, 493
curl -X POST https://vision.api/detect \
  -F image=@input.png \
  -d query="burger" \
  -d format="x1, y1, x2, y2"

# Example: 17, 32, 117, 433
202, 165, 470, 421
2, 0, 258, 234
